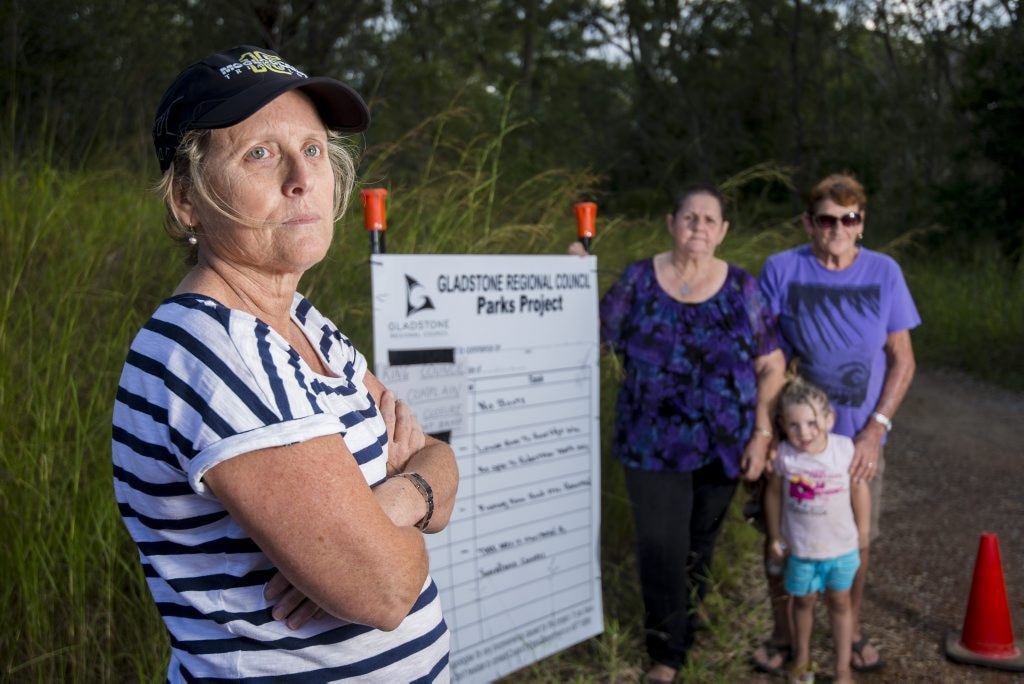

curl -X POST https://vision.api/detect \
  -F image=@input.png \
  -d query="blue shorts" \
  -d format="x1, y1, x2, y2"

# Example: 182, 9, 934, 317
784, 549, 861, 596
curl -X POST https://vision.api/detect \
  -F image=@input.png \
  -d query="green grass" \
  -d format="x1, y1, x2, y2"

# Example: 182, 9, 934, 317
0, 164, 173, 680
2, 134, 1021, 680
903, 247, 1024, 390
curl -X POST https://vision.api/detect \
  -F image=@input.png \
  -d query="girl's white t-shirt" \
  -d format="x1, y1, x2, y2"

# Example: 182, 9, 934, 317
775, 434, 859, 560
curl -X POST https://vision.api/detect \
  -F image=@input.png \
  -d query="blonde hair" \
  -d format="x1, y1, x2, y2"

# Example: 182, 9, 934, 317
156, 128, 358, 264
777, 372, 834, 433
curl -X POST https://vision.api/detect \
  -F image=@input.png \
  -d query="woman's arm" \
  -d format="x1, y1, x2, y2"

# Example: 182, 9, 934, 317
850, 329, 916, 482
259, 377, 460, 629
204, 434, 429, 631
741, 348, 786, 481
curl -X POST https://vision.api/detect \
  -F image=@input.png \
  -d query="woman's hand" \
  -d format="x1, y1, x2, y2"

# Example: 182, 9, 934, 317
740, 436, 768, 481
768, 538, 788, 564
379, 389, 426, 475
763, 438, 779, 475
850, 423, 884, 483
265, 569, 326, 630
365, 373, 459, 533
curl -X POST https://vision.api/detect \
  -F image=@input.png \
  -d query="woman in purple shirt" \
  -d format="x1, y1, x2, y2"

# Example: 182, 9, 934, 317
753, 173, 919, 677
598, 185, 785, 682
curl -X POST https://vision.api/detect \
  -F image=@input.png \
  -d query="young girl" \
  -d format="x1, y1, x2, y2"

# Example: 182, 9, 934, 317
765, 376, 870, 684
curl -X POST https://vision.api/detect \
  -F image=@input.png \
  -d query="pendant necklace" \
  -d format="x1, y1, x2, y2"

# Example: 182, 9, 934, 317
668, 257, 693, 297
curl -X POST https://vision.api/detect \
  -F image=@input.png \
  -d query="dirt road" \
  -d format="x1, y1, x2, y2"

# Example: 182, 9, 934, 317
748, 367, 1024, 683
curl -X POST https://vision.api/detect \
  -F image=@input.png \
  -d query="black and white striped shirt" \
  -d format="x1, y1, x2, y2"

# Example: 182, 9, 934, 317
112, 293, 449, 682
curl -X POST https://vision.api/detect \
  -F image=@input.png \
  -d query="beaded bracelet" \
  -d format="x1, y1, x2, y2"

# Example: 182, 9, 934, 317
396, 472, 434, 531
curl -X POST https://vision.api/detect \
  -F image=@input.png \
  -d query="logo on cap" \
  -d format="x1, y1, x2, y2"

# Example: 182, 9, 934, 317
219, 50, 308, 80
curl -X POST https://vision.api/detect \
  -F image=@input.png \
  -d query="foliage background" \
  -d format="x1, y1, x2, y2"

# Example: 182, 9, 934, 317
4, 0, 1022, 258
2, 0, 1022, 680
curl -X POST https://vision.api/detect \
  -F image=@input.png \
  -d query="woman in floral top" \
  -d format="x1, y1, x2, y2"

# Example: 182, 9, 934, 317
599, 185, 785, 682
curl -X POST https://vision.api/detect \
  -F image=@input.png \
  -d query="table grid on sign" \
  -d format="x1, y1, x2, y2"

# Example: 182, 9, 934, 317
428, 364, 598, 661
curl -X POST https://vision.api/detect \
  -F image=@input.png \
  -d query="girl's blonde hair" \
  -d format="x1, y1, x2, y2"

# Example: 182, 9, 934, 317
777, 370, 834, 432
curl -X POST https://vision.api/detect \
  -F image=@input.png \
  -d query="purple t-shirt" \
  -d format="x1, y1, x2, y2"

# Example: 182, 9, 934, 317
601, 259, 780, 476
759, 245, 921, 440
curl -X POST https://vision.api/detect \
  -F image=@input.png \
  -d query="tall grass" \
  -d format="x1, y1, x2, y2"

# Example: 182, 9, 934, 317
1, 164, 174, 680
3, 111, 1022, 681
903, 246, 1024, 390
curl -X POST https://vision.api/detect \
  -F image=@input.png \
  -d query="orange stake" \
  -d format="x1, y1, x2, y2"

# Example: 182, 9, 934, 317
361, 188, 388, 254
574, 202, 597, 253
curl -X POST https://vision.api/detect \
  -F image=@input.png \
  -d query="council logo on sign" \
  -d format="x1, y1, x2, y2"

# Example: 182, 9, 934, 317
405, 275, 435, 316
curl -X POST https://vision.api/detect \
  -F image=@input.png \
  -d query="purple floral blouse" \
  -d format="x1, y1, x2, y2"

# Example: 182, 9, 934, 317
600, 259, 780, 477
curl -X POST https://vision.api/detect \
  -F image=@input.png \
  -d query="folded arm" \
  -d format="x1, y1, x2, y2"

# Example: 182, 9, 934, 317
247, 371, 460, 629
204, 433, 429, 631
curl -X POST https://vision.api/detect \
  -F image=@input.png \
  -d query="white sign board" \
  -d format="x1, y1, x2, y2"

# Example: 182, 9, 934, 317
371, 254, 603, 682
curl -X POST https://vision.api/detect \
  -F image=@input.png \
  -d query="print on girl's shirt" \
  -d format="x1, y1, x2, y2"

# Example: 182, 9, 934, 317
789, 475, 817, 502
787, 471, 849, 516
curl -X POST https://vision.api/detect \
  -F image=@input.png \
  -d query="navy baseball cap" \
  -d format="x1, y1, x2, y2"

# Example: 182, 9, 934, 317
153, 45, 370, 172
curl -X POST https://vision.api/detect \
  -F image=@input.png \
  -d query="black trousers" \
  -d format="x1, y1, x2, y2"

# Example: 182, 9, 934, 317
624, 460, 738, 669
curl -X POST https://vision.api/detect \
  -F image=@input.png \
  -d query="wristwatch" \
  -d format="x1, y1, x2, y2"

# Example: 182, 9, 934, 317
870, 411, 893, 432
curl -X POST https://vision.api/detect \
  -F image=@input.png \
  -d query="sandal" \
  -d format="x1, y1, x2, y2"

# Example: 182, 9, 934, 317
752, 639, 792, 676
851, 636, 885, 672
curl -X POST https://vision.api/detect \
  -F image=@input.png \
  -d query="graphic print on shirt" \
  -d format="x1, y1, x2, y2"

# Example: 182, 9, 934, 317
785, 282, 880, 407
786, 470, 847, 515
789, 475, 817, 502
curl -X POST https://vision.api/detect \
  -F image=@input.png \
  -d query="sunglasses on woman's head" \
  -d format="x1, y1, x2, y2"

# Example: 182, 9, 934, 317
812, 212, 862, 229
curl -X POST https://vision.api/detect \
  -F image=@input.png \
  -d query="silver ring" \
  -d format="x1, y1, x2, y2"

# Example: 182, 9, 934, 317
868, 462, 875, 467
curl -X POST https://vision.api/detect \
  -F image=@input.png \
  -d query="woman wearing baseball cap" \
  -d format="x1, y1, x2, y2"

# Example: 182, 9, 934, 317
113, 46, 457, 682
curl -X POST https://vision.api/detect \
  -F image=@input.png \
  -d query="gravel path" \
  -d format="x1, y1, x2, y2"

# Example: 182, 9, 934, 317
745, 367, 1024, 683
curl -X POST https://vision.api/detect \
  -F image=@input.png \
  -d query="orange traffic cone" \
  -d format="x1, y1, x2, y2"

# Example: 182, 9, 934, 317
946, 532, 1024, 670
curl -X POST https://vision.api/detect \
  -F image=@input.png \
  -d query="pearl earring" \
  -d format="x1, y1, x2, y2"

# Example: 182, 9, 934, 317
187, 224, 198, 246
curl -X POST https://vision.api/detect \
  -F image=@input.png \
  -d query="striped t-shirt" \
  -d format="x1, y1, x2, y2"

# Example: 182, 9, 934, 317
112, 293, 450, 682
